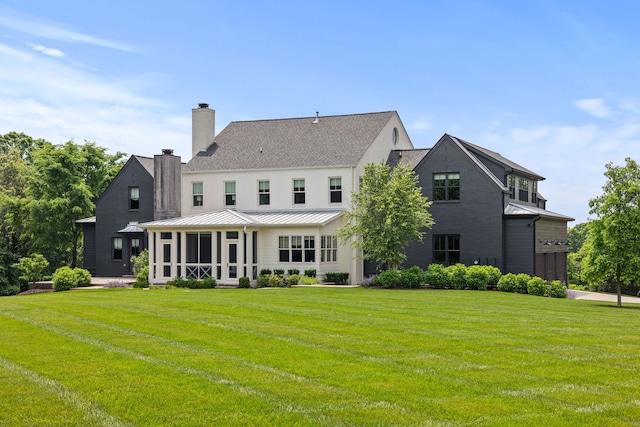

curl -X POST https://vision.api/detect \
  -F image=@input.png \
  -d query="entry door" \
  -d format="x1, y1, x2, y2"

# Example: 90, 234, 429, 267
228, 242, 238, 279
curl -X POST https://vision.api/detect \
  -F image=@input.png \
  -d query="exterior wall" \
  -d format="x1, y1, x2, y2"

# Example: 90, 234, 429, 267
95, 157, 154, 277
404, 138, 506, 271
535, 218, 569, 282
154, 153, 181, 220
504, 217, 535, 275
182, 166, 355, 214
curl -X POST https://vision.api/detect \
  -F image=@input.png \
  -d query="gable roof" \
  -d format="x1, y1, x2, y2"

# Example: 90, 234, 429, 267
450, 135, 544, 181
386, 149, 430, 170
133, 155, 154, 177
95, 155, 154, 205
184, 111, 398, 172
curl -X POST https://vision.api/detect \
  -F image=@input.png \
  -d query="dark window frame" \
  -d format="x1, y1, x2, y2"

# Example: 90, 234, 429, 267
433, 234, 460, 266
433, 173, 460, 201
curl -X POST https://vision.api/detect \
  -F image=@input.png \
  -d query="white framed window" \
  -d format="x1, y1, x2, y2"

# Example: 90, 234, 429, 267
192, 182, 203, 207
329, 177, 342, 203
321, 235, 338, 262
279, 236, 290, 262
278, 235, 315, 262
293, 179, 305, 204
258, 180, 270, 205
225, 181, 236, 206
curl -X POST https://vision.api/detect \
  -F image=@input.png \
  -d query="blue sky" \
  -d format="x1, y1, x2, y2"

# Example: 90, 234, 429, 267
0, 0, 638, 224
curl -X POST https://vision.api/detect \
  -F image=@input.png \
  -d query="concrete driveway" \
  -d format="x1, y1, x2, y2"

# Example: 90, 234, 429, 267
568, 289, 640, 304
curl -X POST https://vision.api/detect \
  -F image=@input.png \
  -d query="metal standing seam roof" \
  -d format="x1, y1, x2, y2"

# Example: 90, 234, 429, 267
117, 221, 145, 233
504, 202, 575, 221
139, 209, 344, 229
184, 111, 399, 172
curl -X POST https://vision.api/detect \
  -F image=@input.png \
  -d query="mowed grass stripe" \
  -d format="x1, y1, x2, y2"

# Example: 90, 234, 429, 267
2, 288, 640, 425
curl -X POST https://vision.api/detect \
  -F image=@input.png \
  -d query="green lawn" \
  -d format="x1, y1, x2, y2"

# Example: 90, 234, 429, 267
0, 287, 639, 426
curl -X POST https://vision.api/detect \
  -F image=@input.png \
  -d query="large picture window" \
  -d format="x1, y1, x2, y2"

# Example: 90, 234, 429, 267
258, 180, 270, 205
433, 173, 460, 201
278, 235, 315, 262
321, 235, 338, 262
433, 235, 460, 266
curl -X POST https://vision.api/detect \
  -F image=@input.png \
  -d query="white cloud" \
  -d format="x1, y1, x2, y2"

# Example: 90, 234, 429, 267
573, 98, 613, 118
0, 42, 32, 60
409, 116, 432, 132
28, 42, 65, 58
0, 9, 135, 52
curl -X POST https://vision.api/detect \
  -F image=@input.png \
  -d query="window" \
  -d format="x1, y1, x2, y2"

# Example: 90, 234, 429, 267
258, 180, 270, 205
321, 235, 338, 262
392, 127, 399, 145
433, 235, 460, 266
293, 179, 305, 204
129, 187, 139, 210
160, 232, 172, 240
186, 232, 212, 263
112, 237, 123, 260
518, 177, 529, 202
532, 181, 538, 204
329, 177, 342, 203
131, 238, 141, 257
508, 175, 516, 199
279, 236, 290, 262
192, 182, 203, 207
433, 173, 460, 201
225, 181, 236, 206
279, 235, 315, 262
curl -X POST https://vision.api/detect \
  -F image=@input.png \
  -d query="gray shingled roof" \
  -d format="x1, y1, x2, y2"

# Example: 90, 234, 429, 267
133, 155, 154, 177
386, 149, 430, 170
184, 111, 398, 172
450, 135, 544, 181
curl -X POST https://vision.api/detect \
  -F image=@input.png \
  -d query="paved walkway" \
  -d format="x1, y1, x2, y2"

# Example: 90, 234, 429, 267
568, 289, 640, 304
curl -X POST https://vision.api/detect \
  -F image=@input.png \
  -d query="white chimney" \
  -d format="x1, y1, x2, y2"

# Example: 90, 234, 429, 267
192, 103, 215, 157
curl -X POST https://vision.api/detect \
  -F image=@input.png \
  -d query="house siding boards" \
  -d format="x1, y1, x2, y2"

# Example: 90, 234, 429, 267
93, 156, 154, 277
504, 217, 536, 275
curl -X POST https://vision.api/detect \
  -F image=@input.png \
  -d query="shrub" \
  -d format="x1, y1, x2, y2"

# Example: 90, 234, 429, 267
497, 273, 518, 293
52, 266, 77, 291
569, 283, 586, 290
130, 249, 149, 276
304, 269, 317, 278
200, 276, 216, 289
238, 276, 251, 288
401, 266, 423, 289
324, 272, 349, 285
268, 274, 285, 287
287, 269, 300, 276
257, 275, 270, 288
375, 269, 402, 288
360, 275, 376, 287
423, 264, 449, 289
73, 268, 92, 287
273, 269, 285, 277
259, 269, 272, 276
299, 275, 319, 285
527, 276, 548, 296
548, 280, 567, 298
136, 265, 149, 283
286, 274, 300, 286
447, 264, 468, 290
515, 273, 531, 294
466, 265, 489, 290
14, 253, 49, 285
483, 265, 502, 288
132, 281, 147, 288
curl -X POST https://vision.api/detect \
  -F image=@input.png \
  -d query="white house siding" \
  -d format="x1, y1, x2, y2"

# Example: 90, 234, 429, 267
181, 166, 356, 215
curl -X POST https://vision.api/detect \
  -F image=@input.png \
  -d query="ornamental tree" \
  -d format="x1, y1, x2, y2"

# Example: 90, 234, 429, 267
584, 158, 640, 307
338, 161, 434, 270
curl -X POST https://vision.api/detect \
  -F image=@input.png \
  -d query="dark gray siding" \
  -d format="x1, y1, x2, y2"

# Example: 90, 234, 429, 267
94, 157, 154, 277
81, 223, 96, 275
405, 136, 506, 270
504, 217, 535, 275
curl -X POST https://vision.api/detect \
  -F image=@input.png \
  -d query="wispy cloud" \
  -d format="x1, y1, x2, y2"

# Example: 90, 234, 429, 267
0, 42, 32, 60
28, 42, 66, 58
573, 98, 612, 118
0, 9, 135, 52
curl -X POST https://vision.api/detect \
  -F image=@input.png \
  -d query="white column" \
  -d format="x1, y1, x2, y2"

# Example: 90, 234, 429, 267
148, 231, 156, 281
180, 231, 187, 278
170, 232, 178, 279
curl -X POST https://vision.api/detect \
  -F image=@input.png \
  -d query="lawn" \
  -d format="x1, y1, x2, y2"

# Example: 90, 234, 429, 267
0, 287, 639, 426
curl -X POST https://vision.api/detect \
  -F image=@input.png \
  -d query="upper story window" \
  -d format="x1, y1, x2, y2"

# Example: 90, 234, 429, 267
258, 180, 270, 205
508, 175, 516, 199
129, 186, 139, 210
329, 177, 342, 203
518, 177, 529, 202
293, 179, 305, 204
531, 181, 538, 204
192, 182, 203, 207
392, 127, 399, 145
225, 181, 236, 206
433, 173, 460, 201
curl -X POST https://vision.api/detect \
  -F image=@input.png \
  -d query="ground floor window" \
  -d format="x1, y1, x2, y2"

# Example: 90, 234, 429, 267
112, 237, 123, 260
433, 234, 460, 265
131, 237, 141, 257
186, 232, 212, 263
321, 235, 337, 262
279, 235, 315, 262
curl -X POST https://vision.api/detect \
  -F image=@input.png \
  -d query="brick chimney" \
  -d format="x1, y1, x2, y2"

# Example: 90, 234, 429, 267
192, 103, 215, 157
154, 149, 181, 220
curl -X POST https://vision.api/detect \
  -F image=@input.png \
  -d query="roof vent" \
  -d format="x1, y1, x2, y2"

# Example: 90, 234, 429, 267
198, 103, 209, 109
312, 111, 320, 123
162, 148, 174, 155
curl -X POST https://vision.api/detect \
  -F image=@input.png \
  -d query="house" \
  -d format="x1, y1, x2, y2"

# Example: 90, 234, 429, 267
140, 104, 413, 285
78, 151, 182, 277
391, 134, 573, 282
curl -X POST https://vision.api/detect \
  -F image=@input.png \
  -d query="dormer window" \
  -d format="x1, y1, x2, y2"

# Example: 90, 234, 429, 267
518, 177, 529, 202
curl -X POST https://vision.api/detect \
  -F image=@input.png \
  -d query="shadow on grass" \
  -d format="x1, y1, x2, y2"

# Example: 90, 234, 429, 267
599, 303, 640, 310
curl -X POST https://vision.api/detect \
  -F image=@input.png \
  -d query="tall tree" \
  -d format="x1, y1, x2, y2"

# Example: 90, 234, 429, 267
584, 158, 640, 307
338, 161, 434, 270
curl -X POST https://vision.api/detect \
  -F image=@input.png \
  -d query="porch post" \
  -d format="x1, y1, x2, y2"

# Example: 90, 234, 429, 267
148, 231, 156, 281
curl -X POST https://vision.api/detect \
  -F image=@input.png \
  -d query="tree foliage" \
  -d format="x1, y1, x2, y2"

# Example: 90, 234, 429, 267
584, 158, 640, 307
14, 253, 49, 285
338, 161, 434, 270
